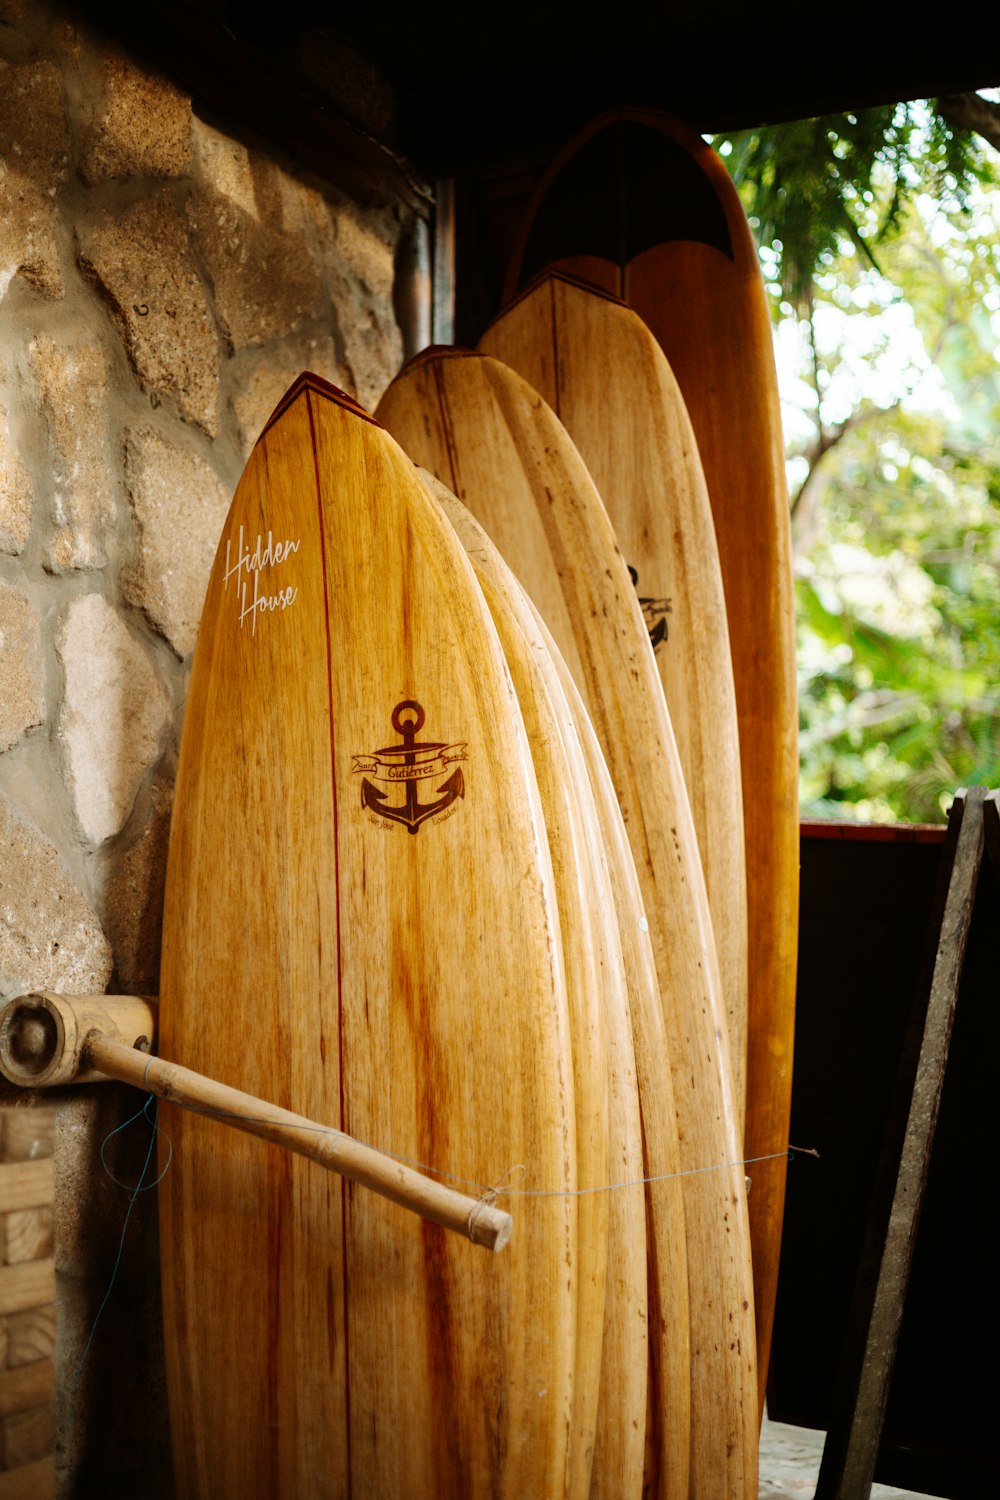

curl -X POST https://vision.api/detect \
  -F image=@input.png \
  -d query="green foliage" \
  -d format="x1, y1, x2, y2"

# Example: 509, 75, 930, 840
718, 102, 1000, 823
717, 104, 994, 313
797, 417, 1000, 821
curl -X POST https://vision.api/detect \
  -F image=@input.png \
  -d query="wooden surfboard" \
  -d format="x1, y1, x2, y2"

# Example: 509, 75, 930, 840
158, 373, 581, 1499
536, 611, 690, 1500
506, 108, 799, 1407
378, 354, 757, 1497
422, 471, 648, 1500
480, 272, 748, 1125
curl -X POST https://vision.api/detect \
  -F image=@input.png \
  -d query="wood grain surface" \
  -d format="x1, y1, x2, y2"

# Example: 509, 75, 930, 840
539, 611, 692, 1500
425, 474, 647, 1499
378, 356, 757, 1497
0, 1110, 54, 1495
481, 271, 748, 1124
158, 374, 579, 1499
432, 477, 692, 1500
507, 108, 799, 1407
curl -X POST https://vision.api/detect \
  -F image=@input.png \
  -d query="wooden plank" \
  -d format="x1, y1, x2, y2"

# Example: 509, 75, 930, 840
505, 109, 799, 1407
158, 373, 578, 1499
0, 1404, 54, 1470
0, 1163, 54, 1217
380, 356, 755, 1498
0, 1115, 53, 1166
815, 790, 985, 1500
480, 272, 748, 1127
0, 1264, 53, 1318
427, 474, 649, 1498
0, 1457, 55, 1498
0, 1364, 54, 1421
2, 1211, 53, 1267
3, 1309, 54, 1369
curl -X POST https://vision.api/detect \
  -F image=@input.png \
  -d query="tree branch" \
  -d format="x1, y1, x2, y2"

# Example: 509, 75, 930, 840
937, 92, 1000, 155
790, 397, 902, 557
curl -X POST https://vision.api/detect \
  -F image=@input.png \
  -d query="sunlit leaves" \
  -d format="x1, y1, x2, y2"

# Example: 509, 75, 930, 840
716, 102, 993, 314
720, 103, 1000, 822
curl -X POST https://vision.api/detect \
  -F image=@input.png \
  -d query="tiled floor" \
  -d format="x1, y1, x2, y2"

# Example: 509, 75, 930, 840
759, 1415, 939, 1499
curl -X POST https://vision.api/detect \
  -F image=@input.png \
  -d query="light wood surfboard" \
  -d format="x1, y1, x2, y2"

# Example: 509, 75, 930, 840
480, 272, 748, 1126
537, 612, 690, 1500
507, 108, 799, 1407
422, 472, 648, 1500
378, 355, 757, 1497
158, 373, 580, 1499
437, 480, 691, 1500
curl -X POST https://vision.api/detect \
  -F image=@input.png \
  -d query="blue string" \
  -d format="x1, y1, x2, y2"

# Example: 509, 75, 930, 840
72, 1094, 170, 1399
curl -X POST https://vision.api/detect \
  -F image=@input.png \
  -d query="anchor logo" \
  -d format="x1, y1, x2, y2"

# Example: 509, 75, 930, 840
352, 701, 467, 834
628, 565, 671, 653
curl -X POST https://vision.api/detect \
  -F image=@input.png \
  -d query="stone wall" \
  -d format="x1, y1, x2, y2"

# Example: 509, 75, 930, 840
0, 3, 411, 1492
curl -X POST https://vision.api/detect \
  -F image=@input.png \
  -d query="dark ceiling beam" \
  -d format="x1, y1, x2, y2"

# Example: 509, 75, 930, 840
67, 6, 1000, 189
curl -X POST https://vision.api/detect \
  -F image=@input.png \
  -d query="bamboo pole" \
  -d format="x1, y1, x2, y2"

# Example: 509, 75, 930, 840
0, 994, 511, 1253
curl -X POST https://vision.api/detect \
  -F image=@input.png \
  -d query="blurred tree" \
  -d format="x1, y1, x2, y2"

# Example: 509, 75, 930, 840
715, 98, 1000, 821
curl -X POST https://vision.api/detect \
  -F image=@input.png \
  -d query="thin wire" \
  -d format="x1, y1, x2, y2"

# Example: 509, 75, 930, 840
145, 1089, 816, 1199
72, 1095, 166, 1399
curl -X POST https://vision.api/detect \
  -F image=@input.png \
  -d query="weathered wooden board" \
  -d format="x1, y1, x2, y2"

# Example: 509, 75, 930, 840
423, 473, 648, 1500
507, 108, 799, 1405
480, 271, 747, 1123
378, 355, 757, 1497
158, 374, 579, 1499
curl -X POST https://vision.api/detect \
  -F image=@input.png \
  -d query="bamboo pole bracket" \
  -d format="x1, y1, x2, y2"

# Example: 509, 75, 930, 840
0, 992, 511, 1252
0, 992, 156, 1089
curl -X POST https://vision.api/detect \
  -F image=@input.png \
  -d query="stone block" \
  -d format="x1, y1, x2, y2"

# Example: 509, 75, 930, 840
123, 426, 229, 656
81, 51, 191, 182
0, 60, 69, 300
230, 335, 347, 459
322, 195, 404, 411
0, 582, 44, 753
57, 595, 171, 847
77, 190, 220, 436
189, 121, 326, 351
103, 775, 172, 992
0, 403, 33, 554
27, 335, 115, 572
0, 793, 112, 996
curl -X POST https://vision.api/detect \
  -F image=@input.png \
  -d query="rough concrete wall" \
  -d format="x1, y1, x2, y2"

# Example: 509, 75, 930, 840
0, 2, 409, 1493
